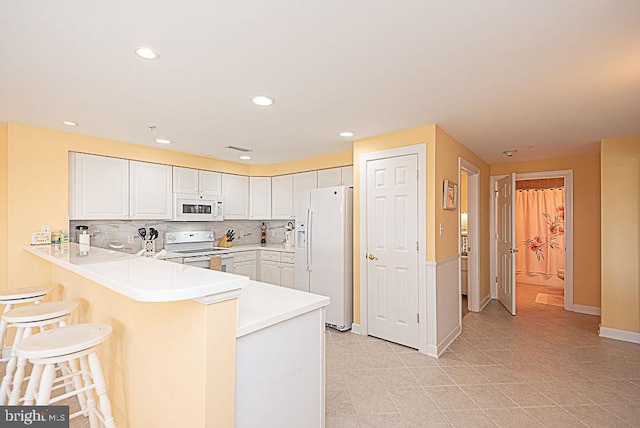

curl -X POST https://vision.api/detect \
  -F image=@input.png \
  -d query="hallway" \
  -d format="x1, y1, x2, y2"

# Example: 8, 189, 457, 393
326, 286, 640, 427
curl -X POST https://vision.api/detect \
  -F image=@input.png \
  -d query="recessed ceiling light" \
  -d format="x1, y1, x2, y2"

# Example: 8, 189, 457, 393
503, 149, 518, 157
339, 131, 354, 137
134, 47, 159, 60
251, 95, 274, 106
155, 139, 172, 145
63, 121, 78, 126
239, 155, 251, 160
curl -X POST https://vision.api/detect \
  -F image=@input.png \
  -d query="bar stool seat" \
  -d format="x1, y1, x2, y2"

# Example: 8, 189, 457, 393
15, 324, 115, 428
0, 301, 78, 405
0, 287, 51, 359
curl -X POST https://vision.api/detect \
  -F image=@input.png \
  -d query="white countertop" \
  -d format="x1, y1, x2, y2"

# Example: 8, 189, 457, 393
237, 281, 329, 338
24, 243, 248, 303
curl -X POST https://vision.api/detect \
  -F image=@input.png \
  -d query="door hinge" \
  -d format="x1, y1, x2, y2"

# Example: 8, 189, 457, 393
495, 276, 498, 283
494, 190, 499, 197
416, 241, 419, 251
416, 313, 420, 323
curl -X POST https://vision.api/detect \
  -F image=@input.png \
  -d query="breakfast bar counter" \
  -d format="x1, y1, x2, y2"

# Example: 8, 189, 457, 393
24, 243, 328, 428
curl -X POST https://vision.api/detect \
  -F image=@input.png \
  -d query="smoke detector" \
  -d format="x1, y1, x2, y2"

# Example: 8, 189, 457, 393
503, 150, 518, 157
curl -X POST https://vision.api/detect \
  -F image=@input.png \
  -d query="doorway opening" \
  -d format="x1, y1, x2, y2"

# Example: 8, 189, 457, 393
490, 170, 574, 314
515, 178, 566, 311
458, 157, 481, 320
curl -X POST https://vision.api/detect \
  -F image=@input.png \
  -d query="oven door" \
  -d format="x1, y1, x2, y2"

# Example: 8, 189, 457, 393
182, 255, 214, 269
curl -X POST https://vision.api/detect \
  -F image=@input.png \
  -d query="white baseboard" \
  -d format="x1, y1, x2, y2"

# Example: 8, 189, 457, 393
599, 326, 640, 344
351, 323, 361, 335
427, 324, 462, 358
479, 294, 492, 311
573, 304, 601, 316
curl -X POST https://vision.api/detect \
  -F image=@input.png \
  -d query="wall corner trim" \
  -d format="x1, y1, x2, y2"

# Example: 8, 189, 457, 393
351, 323, 361, 334
479, 294, 492, 311
599, 326, 640, 345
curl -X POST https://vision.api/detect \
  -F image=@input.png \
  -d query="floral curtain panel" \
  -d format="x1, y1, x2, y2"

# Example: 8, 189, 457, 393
515, 188, 565, 275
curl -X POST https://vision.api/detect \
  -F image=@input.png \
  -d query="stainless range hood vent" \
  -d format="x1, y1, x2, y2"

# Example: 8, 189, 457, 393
225, 145, 253, 153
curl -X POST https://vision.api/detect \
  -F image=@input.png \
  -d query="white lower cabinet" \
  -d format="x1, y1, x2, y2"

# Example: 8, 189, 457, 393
233, 251, 257, 280
259, 250, 295, 288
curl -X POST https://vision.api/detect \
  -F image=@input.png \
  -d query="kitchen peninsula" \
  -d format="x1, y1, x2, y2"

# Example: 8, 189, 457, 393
24, 243, 329, 428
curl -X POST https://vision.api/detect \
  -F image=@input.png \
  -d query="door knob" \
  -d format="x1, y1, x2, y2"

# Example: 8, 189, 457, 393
368, 253, 377, 260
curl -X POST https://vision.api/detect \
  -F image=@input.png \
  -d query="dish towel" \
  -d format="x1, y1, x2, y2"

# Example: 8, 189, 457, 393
209, 255, 222, 271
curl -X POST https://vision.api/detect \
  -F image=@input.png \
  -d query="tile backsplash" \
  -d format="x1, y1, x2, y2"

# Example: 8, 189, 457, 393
69, 220, 295, 253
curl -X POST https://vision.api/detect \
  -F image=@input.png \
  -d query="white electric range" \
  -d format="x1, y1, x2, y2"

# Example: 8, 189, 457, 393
163, 231, 233, 271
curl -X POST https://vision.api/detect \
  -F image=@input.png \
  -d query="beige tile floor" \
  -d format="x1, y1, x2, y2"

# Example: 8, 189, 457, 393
326, 283, 640, 427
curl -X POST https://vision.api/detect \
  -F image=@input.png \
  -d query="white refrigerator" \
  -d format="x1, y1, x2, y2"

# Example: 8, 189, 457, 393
295, 186, 353, 331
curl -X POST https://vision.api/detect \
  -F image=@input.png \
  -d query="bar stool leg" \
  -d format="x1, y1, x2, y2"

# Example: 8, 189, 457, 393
88, 351, 116, 428
0, 326, 25, 404
80, 356, 100, 428
22, 363, 44, 406
35, 363, 56, 405
0, 303, 14, 350
68, 358, 89, 415
7, 327, 33, 405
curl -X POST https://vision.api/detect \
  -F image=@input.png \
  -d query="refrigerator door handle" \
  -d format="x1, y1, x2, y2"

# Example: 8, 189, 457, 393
307, 208, 313, 271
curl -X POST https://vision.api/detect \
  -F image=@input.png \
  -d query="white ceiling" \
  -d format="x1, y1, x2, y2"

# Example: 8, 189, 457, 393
1, 1, 639, 165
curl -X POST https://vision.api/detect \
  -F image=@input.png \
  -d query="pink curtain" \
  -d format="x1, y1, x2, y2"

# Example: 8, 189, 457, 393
515, 188, 565, 275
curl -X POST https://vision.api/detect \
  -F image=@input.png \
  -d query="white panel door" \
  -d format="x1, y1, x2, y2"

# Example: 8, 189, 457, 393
366, 154, 419, 348
199, 170, 222, 196
317, 168, 342, 188
293, 171, 318, 193
497, 174, 517, 315
271, 175, 294, 219
249, 176, 272, 219
130, 161, 172, 220
172, 167, 199, 194
222, 174, 249, 219
341, 166, 354, 187
69, 153, 129, 220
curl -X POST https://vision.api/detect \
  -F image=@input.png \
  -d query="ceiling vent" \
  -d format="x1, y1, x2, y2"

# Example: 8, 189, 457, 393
225, 145, 253, 153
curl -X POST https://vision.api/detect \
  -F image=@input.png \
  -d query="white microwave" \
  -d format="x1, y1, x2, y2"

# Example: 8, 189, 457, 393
173, 193, 223, 221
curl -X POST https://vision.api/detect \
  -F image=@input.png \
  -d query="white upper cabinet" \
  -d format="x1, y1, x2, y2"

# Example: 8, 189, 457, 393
173, 167, 221, 196
249, 177, 272, 219
130, 161, 173, 220
222, 174, 249, 219
293, 171, 318, 194
69, 153, 130, 220
317, 168, 342, 188
198, 170, 222, 196
341, 166, 354, 187
172, 167, 199, 194
271, 175, 294, 219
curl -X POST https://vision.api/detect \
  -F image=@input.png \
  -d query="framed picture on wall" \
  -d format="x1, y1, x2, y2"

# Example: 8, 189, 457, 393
443, 180, 457, 210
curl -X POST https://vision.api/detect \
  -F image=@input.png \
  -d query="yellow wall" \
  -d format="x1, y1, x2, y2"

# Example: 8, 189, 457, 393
491, 154, 601, 307
351, 125, 491, 323
0, 127, 7, 290
434, 128, 492, 299
250, 149, 353, 176
601, 135, 640, 333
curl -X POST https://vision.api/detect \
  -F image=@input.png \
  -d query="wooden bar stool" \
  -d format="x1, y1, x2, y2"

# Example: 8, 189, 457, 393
15, 324, 115, 428
0, 300, 78, 405
0, 287, 51, 353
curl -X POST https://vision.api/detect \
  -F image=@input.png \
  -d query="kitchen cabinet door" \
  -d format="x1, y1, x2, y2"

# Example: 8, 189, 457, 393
280, 263, 295, 289
173, 167, 199, 194
293, 171, 318, 193
69, 153, 130, 220
234, 260, 257, 281
249, 177, 272, 219
271, 175, 294, 219
199, 170, 222, 196
317, 168, 342, 188
341, 166, 354, 187
259, 259, 281, 286
130, 161, 173, 220
222, 174, 249, 219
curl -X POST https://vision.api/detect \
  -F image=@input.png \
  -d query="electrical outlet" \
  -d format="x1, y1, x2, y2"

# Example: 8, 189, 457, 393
128, 235, 135, 244
41, 225, 51, 234
439, 223, 444, 236
239, 231, 244, 238
270, 230, 275, 237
